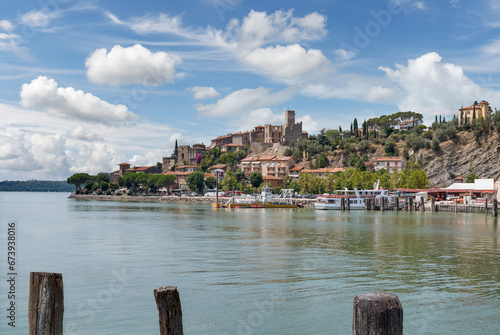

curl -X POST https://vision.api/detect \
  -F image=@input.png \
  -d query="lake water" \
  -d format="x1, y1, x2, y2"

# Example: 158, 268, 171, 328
1, 192, 499, 334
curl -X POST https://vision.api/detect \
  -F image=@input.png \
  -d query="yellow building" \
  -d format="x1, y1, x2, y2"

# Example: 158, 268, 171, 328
459, 101, 492, 124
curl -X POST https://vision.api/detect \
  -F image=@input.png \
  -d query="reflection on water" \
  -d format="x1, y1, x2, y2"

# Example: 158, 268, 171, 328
0, 192, 499, 334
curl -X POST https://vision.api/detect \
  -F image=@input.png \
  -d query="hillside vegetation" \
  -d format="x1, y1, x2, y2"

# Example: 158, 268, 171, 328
284, 110, 500, 187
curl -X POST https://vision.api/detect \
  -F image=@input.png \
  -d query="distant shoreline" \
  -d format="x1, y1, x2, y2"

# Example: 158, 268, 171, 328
68, 194, 316, 207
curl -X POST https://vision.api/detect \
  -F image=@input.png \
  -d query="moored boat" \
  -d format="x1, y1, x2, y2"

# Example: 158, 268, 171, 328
314, 182, 397, 210
213, 187, 298, 209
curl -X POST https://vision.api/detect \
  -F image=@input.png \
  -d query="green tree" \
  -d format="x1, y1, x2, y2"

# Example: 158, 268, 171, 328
466, 166, 477, 183
109, 182, 119, 193
146, 174, 160, 194
84, 179, 94, 191
67, 173, 91, 191
249, 171, 263, 188
123, 173, 139, 194
315, 153, 327, 168
156, 162, 163, 170
205, 176, 216, 189
96, 172, 110, 184
159, 174, 177, 194
99, 181, 109, 192
186, 171, 205, 193
384, 140, 397, 156
172, 139, 178, 158
406, 169, 428, 189
221, 169, 238, 191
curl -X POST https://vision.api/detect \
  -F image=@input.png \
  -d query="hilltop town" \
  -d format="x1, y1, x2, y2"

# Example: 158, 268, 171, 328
67, 102, 500, 195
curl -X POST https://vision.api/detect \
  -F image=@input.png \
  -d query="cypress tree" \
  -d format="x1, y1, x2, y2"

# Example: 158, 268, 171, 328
173, 139, 178, 158
353, 118, 358, 137
439, 115, 442, 124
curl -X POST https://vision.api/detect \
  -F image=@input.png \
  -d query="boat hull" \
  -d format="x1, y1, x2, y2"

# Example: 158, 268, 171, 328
314, 203, 365, 210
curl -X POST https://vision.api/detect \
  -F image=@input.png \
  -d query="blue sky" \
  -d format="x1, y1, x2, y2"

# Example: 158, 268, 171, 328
1, 0, 500, 180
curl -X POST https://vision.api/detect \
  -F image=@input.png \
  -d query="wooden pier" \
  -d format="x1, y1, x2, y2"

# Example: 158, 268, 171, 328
29, 271, 403, 335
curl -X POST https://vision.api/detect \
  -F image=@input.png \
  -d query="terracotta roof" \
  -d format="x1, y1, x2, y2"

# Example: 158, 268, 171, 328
204, 173, 214, 178
222, 143, 244, 147
454, 177, 464, 180
211, 164, 227, 169
302, 131, 308, 134
118, 163, 131, 166
289, 165, 305, 171
258, 156, 277, 161
263, 175, 282, 180
461, 105, 482, 110
134, 166, 155, 171
241, 157, 259, 162
302, 168, 345, 173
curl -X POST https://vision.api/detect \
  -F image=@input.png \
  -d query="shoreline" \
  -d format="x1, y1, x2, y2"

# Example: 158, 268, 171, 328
67, 194, 498, 213
68, 194, 317, 207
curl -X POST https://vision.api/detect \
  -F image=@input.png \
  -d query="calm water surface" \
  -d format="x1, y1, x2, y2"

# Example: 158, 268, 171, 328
1, 192, 499, 334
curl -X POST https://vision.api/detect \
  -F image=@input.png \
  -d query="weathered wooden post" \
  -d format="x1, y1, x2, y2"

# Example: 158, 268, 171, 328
431, 197, 435, 212
154, 286, 183, 335
409, 197, 414, 212
29, 272, 64, 335
353, 293, 403, 335
381, 197, 385, 211
493, 198, 498, 217
485, 197, 488, 213
454, 199, 458, 213
347, 197, 351, 210
395, 197, 399, 212
420, 197, 425, 212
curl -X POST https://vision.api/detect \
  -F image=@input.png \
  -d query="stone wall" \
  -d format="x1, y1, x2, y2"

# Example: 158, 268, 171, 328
68, 194, 316, 207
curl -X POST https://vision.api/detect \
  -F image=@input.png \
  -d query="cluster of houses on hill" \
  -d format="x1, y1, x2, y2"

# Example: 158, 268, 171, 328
108, 108, 416, 191
107, 101, 498, 193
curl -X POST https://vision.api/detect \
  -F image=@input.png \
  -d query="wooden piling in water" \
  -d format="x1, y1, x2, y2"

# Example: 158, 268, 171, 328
409, 197, 414, 212
347, 197, 351, 210
29, 272, 64, 335
493, 198, 498, 217
420, 197, 425, 212
353, 293, 403, 335
485, 197, 488, 213
431, 197, 435, 212
395, 197, 399, 212
154, 286, 184, 335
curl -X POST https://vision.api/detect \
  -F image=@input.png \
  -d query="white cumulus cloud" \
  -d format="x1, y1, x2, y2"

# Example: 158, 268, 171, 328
192, 86, 220, 100
379, 52, 500, 114
0, 20, 13, 32
86, 44, 180, 86
20, 9, 59, 28
243, 44, 330, 83
20, 76, 137, 123
227, 9, 327, 50
67, 126, 103, 141
196, 86, 296, 118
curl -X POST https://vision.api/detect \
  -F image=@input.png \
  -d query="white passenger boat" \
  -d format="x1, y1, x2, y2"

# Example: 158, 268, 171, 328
314, 182, 395, 210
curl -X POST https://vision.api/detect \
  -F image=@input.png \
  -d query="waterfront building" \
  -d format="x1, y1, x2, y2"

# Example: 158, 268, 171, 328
371, 157, 406, 174
240, 155, 296, 184
300, 168, 345, 178
109, 163, 162, 183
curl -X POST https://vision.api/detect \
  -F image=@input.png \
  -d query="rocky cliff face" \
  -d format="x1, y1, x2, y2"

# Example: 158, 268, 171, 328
418, 131, 500, 187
